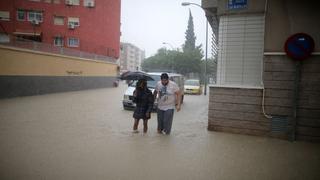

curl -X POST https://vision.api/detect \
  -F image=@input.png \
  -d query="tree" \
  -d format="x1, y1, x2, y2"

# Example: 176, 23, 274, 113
183, 10, 196, 52
141, 10, 204, 77
142, 48, 180, 73
200, 57, 217, 83
181, 10, 203, 77
141, 48, 202, 75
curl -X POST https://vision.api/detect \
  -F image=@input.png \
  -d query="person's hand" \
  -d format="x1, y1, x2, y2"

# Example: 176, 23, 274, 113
175, 104, 181, 112
145, 112, 150, 118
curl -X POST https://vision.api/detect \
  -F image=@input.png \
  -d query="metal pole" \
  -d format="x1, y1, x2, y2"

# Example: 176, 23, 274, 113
204, 20, 208, 95
291, 61, 301, 141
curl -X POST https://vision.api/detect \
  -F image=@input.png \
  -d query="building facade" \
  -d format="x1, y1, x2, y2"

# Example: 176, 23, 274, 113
0, 0, 120, 59
203, 0, 320, 142
120, 42, 145, 71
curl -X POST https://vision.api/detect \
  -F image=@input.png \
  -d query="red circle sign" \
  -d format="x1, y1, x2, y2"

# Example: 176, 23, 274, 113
284, 33, 315, 61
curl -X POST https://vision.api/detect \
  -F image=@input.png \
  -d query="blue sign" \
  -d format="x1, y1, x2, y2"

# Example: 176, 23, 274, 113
228, 0, 247, 9
284, 33, 315, 61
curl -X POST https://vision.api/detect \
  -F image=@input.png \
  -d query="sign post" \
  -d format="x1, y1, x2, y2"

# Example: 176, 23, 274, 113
284, 33, 315, 141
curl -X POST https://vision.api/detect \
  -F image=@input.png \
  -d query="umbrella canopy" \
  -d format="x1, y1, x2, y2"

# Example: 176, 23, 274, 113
120, 71, 154, 81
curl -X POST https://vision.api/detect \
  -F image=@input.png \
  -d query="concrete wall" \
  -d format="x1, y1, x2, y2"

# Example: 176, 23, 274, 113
207, 0, 320, 142
264, 0, 320, 52
263, 0, 320, 142
202, 0, 218, 9
0, 45, 118, 98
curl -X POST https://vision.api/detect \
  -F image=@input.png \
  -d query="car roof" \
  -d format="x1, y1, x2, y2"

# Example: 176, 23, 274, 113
147, 72, 183, 77
185, 79, 200, 81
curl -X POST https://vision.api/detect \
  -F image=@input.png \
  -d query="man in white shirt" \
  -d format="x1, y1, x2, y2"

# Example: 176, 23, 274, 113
153, 73, 181, 134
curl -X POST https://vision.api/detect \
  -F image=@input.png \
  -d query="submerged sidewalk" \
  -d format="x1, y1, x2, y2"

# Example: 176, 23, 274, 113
0, 85, 319, 180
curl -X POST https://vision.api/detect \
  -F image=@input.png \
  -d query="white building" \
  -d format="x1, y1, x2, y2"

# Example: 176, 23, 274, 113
119, 42, 145, 71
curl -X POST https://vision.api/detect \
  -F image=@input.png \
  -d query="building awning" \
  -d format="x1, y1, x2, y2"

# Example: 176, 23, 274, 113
17, 8, 44, 12
13, 31, 41, 36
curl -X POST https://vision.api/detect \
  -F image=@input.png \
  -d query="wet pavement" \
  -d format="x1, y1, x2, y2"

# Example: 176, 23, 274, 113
0, 82, 319, 180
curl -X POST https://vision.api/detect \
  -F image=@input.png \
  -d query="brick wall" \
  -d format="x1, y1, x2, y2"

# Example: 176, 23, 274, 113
208, 55, 320, 142
264, 55, 320, 142
208, 87, 270, 136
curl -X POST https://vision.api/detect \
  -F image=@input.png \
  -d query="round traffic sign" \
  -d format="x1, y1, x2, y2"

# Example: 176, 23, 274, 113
284, 33, 315, 60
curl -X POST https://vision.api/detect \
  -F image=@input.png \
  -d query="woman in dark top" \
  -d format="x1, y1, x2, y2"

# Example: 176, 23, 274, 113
132, 79, 154, 133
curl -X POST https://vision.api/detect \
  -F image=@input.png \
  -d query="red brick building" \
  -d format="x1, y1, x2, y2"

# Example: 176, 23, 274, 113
0, 0, 120, 59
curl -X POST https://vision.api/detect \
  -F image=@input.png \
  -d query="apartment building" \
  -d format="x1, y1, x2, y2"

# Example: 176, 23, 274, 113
0, 0, 120, 58
120, 42, 145, 71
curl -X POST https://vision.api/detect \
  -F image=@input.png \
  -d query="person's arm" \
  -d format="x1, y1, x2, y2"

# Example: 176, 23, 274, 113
153, 82, 159, 100
132, 89, 137, 103
175, 88, 181, 112
153, 90, 158, 100
146, 92, 154, 117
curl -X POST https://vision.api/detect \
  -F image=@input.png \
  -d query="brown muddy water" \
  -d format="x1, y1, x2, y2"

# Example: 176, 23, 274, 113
0, 82, 319, 180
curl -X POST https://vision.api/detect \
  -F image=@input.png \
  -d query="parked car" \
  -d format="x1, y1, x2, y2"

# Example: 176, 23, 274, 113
184, 79, 202, 95
122, 72, 184, 110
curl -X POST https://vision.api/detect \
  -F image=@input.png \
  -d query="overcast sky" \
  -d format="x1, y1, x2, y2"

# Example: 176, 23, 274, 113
120, 0, 212, 58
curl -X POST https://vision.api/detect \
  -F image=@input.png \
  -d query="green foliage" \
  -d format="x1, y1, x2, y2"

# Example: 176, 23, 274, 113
141, 10, 205, 76
199, 57, 217, 83
142, 48, 203, 75
183, 10, 196, 52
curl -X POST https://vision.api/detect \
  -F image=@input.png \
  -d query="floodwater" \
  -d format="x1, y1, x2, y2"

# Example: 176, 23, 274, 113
0, 82, 319, 180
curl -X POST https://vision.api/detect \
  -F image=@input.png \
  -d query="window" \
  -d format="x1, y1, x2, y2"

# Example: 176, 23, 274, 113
68, 37, 79, 47
84, 0, 95, 7
73, 0, 80, 5
28, 11, 43, 22
0, 33, 10, 42
53, 0, 60, 4
0, 11, 10, 21
54, 37, 64, 46
68, 17, 79, 26
66, 0, 80, 5
54, 16, 64, 25
17, 10, 25, 21
217, 15, 264, 87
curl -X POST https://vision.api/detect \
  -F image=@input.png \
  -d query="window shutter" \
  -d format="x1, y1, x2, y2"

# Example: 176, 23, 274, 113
0, 11, 10, 21
54, 16, 64, 25
217, 15, 264, 87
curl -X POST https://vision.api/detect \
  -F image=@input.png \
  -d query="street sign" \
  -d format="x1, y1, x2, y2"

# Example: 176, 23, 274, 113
228, 0, 247, 10
284, 33, 315, 61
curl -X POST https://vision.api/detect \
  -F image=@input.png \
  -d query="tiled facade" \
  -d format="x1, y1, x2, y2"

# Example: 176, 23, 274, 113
0, 0, 120, 58
203, 0, 320, 142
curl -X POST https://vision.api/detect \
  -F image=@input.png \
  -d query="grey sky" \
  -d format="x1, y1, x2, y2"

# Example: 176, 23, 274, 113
120, 0, 212, 58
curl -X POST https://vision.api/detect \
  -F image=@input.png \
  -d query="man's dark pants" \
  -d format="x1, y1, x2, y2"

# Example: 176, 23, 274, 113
157, 109, 174, 134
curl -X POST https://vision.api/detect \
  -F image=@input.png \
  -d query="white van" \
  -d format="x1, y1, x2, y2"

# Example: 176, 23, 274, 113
122, 72, 184, 110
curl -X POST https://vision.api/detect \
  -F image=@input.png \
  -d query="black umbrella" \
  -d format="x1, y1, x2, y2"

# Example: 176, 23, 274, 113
120, 71, 154, 81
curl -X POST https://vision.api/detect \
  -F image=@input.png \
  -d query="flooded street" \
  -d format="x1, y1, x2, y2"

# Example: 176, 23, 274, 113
0, 82, 319, 180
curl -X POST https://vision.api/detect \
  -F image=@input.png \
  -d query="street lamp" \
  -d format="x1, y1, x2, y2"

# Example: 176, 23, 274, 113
162, 42, 174, 50
182, 2, 208, 95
